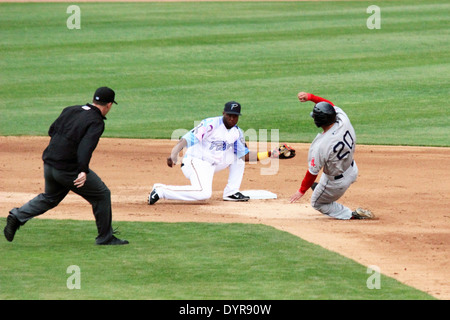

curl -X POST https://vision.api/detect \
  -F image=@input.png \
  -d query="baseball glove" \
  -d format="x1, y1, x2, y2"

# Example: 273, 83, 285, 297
272, 143, 296, 159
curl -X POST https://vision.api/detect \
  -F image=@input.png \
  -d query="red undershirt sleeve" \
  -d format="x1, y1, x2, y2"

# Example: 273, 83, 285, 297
299, 170, 318, 195
297, 93, 330, 195
307, 93, 334, 106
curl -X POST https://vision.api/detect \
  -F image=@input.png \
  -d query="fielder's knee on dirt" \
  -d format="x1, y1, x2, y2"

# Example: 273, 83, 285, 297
193, 189, 212, 200
159, 186, 212, 201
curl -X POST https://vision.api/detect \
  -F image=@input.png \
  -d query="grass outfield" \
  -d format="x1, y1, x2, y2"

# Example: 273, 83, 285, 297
0, 218, 434, 300
0, 1, 449, 146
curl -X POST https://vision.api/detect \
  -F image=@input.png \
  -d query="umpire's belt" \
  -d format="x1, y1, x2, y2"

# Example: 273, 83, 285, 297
334, 160, 354, 180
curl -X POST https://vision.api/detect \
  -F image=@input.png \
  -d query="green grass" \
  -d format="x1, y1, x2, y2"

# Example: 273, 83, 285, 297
0, 1, 449, 145
0, 218, 434, 300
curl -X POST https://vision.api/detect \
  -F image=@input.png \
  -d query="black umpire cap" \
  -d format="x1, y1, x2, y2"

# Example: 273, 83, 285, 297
93, 87, 117, 105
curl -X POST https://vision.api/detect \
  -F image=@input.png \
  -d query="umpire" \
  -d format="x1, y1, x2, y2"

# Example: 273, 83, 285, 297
4, 87, 128, 245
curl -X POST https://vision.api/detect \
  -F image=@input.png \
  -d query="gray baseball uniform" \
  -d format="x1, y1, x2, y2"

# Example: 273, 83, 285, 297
308, 106, 358, 219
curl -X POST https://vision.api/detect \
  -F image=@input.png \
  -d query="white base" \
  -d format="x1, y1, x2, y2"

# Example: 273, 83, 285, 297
241, 190, 277, 200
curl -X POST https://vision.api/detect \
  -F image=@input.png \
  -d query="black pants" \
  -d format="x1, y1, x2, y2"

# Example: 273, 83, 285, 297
10, 164, 113, 244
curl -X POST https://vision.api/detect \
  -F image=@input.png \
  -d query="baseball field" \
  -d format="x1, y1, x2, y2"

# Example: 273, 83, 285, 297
1, 0, 449, 303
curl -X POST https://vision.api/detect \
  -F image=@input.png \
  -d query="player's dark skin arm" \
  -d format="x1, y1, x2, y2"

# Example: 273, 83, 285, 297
169, 139, 258, 164
168, 110, 263, 165
167, 138, 187, 167
245, 150, 264, 162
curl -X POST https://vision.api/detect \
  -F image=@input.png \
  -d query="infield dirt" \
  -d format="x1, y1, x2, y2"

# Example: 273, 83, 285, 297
1, 136, 449, 299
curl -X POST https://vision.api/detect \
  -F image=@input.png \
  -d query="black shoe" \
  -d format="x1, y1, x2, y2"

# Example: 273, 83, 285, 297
148, 189, 160, 205
311, 182, 318, 191
223, 192, 250, 202
97, 235, 129, 245
4, 213, 21, 242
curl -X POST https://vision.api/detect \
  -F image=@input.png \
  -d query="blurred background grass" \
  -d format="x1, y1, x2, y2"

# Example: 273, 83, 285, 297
0, 1, 448, 145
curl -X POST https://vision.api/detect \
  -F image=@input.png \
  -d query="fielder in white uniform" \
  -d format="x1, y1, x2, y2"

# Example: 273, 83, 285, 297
149, 101, 259, 204
290, 92, 374, 220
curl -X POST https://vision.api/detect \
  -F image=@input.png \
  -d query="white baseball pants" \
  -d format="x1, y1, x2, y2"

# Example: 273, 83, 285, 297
310, 161, 358, 220
155, 156, 245, 201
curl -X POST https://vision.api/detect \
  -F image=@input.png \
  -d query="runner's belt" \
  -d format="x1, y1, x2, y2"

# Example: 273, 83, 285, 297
334, 160, 354, 180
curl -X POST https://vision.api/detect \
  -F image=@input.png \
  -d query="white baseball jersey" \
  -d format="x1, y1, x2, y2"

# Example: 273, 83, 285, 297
308, 106, 356, 177
182, 116, 249, 166
155, 116, 248, 201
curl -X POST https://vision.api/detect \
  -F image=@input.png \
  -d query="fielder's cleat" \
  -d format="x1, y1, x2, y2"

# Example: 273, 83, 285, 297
148, 189, 160, 205
351, 208, 374, 220
97, 235, 129, 245
4, 213, 21, 242
223, 192, 250, 202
